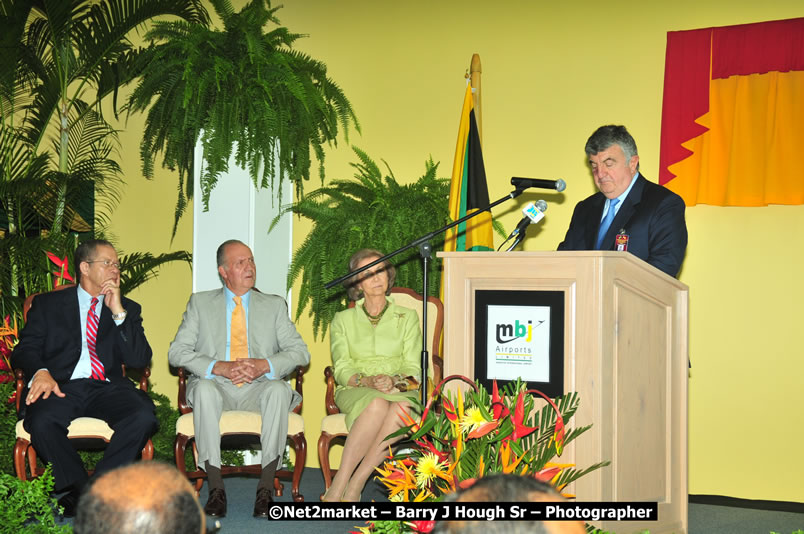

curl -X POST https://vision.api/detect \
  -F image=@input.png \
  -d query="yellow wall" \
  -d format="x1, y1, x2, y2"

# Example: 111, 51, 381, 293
109, 0, 804, 503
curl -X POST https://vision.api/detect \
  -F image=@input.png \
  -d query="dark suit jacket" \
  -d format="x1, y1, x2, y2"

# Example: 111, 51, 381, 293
558, 174, 688, 277
11, 286, 152, 385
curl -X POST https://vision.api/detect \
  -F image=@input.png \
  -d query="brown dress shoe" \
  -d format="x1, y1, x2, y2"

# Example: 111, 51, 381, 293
204, 488, 227, 517
253, 487, 274, 518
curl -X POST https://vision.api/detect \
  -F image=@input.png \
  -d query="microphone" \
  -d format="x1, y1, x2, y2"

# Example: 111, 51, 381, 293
509, 200, 548, 239
511, 177, 566, 192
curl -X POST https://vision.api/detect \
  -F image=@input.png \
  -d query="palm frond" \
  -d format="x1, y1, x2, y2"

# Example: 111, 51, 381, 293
118, 250, 192, 294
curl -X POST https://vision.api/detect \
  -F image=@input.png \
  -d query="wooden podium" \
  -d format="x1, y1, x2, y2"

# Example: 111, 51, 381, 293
438, 251, 688, 534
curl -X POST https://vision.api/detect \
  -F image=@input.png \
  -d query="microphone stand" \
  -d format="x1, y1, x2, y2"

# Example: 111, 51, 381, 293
325, 187, 527, 403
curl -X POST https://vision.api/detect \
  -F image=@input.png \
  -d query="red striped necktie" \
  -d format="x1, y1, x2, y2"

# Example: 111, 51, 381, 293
87, 297, 106, 381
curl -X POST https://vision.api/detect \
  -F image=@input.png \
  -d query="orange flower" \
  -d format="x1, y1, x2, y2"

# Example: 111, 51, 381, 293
499, 441, 527, 474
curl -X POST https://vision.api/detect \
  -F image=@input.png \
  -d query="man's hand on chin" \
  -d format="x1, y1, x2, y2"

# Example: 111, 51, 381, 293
26, 370, 65, 405
100, 278, 124, 314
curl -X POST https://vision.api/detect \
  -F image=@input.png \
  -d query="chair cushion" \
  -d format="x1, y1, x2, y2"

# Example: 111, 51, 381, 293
176, 411, 304, 437
320, 413, 347, 435
16, 417, 114, 442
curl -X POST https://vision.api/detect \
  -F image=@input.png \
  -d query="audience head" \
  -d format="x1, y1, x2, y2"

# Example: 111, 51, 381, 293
584, 125, 640, 200
216, 239, 256, 295
433, 474, 585, 534
74, 461, 205, 534
345, 248, 396, 300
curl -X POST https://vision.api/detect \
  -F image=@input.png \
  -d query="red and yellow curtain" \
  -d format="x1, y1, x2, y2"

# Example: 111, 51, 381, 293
659, 18, 804, 207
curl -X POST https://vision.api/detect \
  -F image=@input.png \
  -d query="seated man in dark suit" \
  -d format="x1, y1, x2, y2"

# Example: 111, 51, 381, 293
558, 125, 688, 277
11, 239, 157, 517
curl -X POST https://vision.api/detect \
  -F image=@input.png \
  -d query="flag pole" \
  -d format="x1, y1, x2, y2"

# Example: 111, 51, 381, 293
470, 53, 482, 142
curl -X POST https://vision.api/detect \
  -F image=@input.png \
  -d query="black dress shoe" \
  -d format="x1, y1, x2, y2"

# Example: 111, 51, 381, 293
253, 487, 274, 518
204, 488, 227, 517
58, 489, 81, 518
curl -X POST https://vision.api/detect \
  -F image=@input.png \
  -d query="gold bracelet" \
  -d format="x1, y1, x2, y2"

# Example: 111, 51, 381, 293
355, 373, 364, 387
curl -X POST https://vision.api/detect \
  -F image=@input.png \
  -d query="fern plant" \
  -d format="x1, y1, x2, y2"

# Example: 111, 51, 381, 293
126, 0, 359, 234
270, 147, 452, 339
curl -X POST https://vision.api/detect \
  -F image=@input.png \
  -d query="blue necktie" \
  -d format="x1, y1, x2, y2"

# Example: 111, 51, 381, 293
595, 198, 620, 250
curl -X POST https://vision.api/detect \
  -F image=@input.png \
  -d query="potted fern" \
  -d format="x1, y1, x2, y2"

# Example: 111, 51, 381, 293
125, 0, 359, 233
270, 147, 454, 339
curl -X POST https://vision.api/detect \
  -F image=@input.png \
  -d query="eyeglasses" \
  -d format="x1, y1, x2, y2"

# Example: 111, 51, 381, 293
86, 259, 122, 270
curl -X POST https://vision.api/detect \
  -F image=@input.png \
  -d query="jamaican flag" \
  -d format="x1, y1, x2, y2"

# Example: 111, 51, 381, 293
444, 84, 494, 253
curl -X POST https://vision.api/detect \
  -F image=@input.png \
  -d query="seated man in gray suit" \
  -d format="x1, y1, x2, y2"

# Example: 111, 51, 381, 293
168, 239, 310, 518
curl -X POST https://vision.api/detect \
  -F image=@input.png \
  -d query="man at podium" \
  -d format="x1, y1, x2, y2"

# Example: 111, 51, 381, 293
558, 125, 687, 278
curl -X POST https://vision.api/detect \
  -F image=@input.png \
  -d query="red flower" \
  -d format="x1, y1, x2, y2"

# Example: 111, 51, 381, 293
442, 396, 458, 423
526, 389, 566, 455
411, 520, 435, 533
46, 251, 74, 284
532, 466, 562, 483
491, 380, 509, 420
509, 391, 537, 440
457, 478, 477, 490
414, 438, 450, 464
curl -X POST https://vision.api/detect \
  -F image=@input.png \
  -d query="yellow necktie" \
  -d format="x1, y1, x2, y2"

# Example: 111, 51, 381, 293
231, 295, 248, 366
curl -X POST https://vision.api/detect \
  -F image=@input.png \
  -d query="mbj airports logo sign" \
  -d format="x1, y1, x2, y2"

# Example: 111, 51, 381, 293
486, 305, 550, 383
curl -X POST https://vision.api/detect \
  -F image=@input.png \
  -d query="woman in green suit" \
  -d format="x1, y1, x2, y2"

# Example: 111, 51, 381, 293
322, 249, 422, 502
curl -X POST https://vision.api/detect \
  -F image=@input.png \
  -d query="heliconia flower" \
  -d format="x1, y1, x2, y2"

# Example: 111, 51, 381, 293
532, 466, 563, 483
466, 420, 499, 439
442, 396, 459, 423
457, 478, 477, 490
491, 380, 510, 419
526, 389, 566, 455
414, 438, 450, 464
46, 252, 74, 284
409, 520, 436, 533
552, 416, 566, 455
510, 391, 537, 440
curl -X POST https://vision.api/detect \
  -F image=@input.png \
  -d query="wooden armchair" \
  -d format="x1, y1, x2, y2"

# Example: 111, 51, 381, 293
13, 285, 154, 481
317, 287, 444, 490
174, 365, 307, 502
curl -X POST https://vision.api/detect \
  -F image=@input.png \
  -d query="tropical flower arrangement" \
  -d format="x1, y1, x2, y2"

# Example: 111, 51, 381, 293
0, 315, 18, 386
353, 376, 609, 534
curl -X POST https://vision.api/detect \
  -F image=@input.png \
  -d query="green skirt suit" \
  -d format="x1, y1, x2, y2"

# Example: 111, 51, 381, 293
330, 296, 423, 430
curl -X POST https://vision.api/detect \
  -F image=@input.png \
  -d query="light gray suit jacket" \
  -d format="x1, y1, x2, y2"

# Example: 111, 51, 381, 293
168, 288, 310, 406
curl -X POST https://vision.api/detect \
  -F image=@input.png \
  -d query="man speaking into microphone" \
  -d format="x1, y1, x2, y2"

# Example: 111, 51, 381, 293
557, 125, 688, 278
